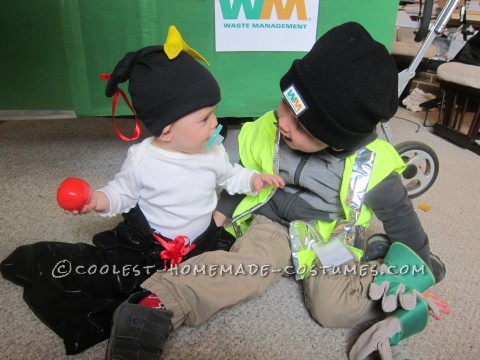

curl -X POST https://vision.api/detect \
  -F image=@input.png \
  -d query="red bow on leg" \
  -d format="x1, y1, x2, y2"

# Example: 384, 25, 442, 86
152, 233, 196, 269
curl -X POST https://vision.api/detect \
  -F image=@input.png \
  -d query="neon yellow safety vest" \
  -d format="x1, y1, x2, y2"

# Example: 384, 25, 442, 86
231, 111, 406, 255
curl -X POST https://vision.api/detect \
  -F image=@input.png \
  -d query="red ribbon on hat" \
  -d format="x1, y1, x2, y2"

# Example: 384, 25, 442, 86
99, 73, 141, 141
152, 233, 196, 269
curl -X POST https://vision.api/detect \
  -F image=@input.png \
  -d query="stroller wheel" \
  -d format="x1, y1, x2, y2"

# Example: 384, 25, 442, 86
395, 141, 439, 198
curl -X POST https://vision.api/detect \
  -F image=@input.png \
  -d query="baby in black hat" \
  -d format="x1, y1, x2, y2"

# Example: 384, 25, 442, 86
0, 27, 285, 355
77, 26, 284, 240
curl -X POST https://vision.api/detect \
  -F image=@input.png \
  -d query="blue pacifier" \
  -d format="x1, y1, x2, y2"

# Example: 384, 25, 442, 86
205, 124, 224, 149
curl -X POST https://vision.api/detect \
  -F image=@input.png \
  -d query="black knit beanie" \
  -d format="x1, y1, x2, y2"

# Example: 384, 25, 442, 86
105, 45, 221, 136
280, 22, 398, 150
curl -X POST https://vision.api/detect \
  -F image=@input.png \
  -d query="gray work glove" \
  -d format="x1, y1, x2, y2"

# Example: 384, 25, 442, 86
349, 317, 401, 360
370, 264, 440, 315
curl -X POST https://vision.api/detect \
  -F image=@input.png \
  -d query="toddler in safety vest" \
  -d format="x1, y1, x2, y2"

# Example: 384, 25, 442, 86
103, 22, 450, 360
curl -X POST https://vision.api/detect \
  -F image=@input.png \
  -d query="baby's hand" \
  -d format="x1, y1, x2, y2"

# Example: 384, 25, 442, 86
65, 195, 95, 215
250, 173, 285, 193
64, 191, 103, 215
213, 210, 228, 227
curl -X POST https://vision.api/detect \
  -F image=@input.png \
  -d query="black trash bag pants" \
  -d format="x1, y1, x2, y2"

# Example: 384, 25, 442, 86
0, 205, 235, 355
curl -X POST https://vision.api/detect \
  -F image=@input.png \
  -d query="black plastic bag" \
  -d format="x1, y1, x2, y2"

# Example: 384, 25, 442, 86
453, 31, 480, 66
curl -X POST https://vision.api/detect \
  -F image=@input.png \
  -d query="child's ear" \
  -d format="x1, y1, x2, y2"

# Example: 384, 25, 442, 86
159, 124, 173, 141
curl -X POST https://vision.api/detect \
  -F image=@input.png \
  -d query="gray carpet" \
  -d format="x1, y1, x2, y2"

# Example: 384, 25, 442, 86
0, 107, 479, 359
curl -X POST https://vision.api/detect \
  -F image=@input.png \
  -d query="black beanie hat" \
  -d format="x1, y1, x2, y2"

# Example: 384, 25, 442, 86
280, 22, 398, 150
105, 44, 221, 137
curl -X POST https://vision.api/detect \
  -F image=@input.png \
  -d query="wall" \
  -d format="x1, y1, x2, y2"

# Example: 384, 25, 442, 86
1, 0, 398, 117
0, 0, 73, 110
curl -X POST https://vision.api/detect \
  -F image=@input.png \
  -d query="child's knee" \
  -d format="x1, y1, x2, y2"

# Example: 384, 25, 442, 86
232, 220, 291, 265
305, 292, 360, 328
304, 274, 378, 328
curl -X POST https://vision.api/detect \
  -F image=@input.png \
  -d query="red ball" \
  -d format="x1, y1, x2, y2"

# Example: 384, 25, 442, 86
57, 178, 91, 211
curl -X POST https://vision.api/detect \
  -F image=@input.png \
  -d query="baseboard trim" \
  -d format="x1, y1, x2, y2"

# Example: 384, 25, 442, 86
0, 110, 77, 120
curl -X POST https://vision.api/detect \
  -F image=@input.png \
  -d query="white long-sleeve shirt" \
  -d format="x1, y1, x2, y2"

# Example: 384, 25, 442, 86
98, 137, 256, 241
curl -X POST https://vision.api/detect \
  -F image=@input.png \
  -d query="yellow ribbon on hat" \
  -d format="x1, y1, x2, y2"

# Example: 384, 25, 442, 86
164, 25, 209, 65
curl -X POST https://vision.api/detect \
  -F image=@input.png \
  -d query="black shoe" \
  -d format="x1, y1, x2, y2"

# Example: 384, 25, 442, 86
430, 253, 446, 284
105, 291, 173, 360
362, 234, 390, 262
214, 227, 237, 252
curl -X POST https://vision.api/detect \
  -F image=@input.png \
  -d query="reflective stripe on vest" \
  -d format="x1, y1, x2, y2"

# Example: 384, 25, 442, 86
289, 147, 375, 279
